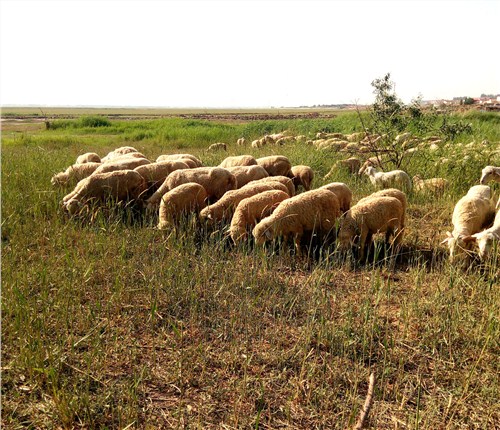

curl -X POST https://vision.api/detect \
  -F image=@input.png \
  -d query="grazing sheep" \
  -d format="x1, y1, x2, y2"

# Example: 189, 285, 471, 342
470, 209, 500, 260
441, 186, 495, 263
291, 165, 314, 191
480, 166, 500, 185
338, 196, 405, 260
158, 183, 208, 230
412, 175, 449, 196
92, 157, 151, 175
357, 188, 407, 228
256, 155, 293, 177
319, 182, 353, 213
134, 160, 189, 190
226, 165, 269, 188
76, 152, 101, 164
199, 181, 289, 225
146, 167, 237, 208
208, 142, 227, 151
51, 162, 101, 187
230, 190, 290, 243
249, 176, 295, 197
252, 188, 341, 251
219, 155, 257, 168
251, 139, 262, 149
62, 170, 147, 215
363, 166, 412, 192
358, 156, 384, 176
156, 153, 203, 167
237, 137, 246, 146
324, 157, 361, 177
101, 146, 139, 162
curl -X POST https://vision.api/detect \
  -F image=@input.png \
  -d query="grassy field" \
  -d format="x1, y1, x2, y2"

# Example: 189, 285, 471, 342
2, 110, 500, 429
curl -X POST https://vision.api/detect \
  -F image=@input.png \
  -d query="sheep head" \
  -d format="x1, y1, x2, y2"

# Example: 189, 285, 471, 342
480, 166, 500, 185
471, 230, 500, 260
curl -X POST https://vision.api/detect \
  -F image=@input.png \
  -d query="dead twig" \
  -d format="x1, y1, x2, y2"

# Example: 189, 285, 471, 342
353, 371, 376, 430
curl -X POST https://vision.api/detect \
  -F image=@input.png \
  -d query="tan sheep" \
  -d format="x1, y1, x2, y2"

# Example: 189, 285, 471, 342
328, 157, 362, 176
51, 162, 102, 187
230, 190, 290, 243
134, 160, 189, 190
146, 167, 237, 208
101, 146, 139, 162
226, 165, 269, 188
291, 165, 314, 191
157, 183, 208, 230
199, 181, 290, 225
412, 175, 449, 196
76, 152, 101, 164
319, 182, 353, 213
92, 157, 151, 175
219, 155, 257, 168
236, 137, 246, 146
62, 170, 147, 215
356, 188, 407, 229
247, 176, 295, 197
358, 156, 384, 175
256, 155, 293, 177
338, 196, 405, 261
208, 142, 227, 151
156, 153, 203, 167
252, 188, 341, 251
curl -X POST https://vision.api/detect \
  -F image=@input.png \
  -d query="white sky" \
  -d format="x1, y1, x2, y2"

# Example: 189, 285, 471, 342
1, 0, 499, 108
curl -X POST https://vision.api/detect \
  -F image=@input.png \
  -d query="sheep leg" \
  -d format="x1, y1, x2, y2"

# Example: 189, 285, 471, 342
358, 227, 369, 261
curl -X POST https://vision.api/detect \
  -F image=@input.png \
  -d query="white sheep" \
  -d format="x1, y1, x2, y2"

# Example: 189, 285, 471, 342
480, 166, 500, 185
225, 165, 269, 188
76, 152, 101, 164
92, 157, 151, 175
146, 167, 237, 208
441, 185, 495, 263
256, 155, 293, 177
291, 165, 314, 191
51, 162, 102, 187
157, 183, 208, 230
62, 170, 147, 215
134, 160, 189, 190
219, 155, 257, 168
101, 146, 139, 162
156, 153, 203, 167
199, 181, 290, 225
412, 175, 449, 196
236, 137, 246, 146
319, 182, 353, 213
358, 156, 384, 176
252, 188, 341, 251
208, 142, 227, 151
230, 190, 290, 243
470, 209, 500, 260
338, 196, 405, 261
248, 176, 295, 197
356, 188, 407, 229
363, 166, 412, 192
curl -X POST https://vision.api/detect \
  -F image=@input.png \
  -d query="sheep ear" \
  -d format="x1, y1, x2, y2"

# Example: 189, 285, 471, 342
440, 232, 452, 245
264, 229, 273, 240
207, 213, 213, 220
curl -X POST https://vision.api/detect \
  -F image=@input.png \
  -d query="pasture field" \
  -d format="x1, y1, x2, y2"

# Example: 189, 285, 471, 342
2, 110, 500, 429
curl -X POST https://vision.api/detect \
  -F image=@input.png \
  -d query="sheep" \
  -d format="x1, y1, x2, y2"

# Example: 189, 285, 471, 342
248, 176, 295, 197
358, 156, 384, 175
230, 190, 290, 243
146, 167, 237, 208
363, 166, 412, 192
441, 186, 495, 263
134, 160, 190, 191
92, 157, 151, 175
324, 157, 361, 179
225, 165, 269, 188
338, 196, 405, 261
236, 137, 246, 146
208, 142, 227, 151
319, 182, 353, 213
480, 166, 500, 185
252, 188, 341, 251
51, 162, 102, 187
219, 155, 257, 168
256, 155, 293, 177
290, 165, 314, 192
62, 170, 147, 215
276, 136, 296, 145
469, 209, 500, 260
101, 146, 139, 162
76, 152, 101, 164
157, 183, 208, 230
199, 181, 290, 225
251, 139, 262, 149
412, 175, 449, 196
356, 188, 407, 229
156, 153, 203, 167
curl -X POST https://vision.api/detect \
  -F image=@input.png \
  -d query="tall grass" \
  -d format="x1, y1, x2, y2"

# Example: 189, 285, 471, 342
2, 112, 499, 428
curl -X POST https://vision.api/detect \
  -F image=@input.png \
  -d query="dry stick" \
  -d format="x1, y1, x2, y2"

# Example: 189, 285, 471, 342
353, 372, 376, 430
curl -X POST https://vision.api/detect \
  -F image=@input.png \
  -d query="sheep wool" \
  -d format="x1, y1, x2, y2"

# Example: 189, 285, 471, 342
256, 155, 293, 177
76, 152, 101, 164
156, 153, 203, 167
93, 157, 151, 175
51, 162, 102, 187
219, 155, 257, 168
249, 176, 295, 197
319, 182, 353, 213
225, 165, 269, 188
291, 165, 314, 191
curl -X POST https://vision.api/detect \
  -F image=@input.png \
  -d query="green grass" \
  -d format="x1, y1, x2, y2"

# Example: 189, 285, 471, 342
2, 111, 500, 429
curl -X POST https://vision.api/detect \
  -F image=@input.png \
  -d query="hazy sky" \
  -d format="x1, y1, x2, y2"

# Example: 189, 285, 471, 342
1, 0, 498, 107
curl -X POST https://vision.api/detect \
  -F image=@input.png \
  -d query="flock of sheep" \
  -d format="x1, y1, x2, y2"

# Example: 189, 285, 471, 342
51, 138, 500, 264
